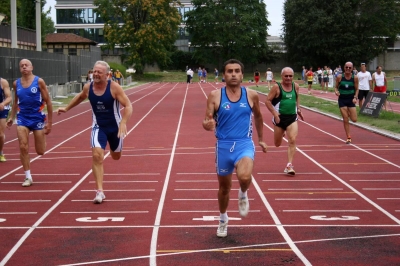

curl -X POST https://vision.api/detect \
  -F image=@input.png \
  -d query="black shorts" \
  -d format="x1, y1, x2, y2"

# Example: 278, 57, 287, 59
358, 90, 369, 100
323, 77, 329, 82
308, 81, 313, 85
273, 114, 298, 130
338, 97, 356, 108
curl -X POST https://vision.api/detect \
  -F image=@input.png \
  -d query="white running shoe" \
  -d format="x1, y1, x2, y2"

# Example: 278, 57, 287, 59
216, 219, 228, 237
22, 178, 32, 187
93, 190, 106, 204
238, 190, 249, 217
284, 164, 296, 176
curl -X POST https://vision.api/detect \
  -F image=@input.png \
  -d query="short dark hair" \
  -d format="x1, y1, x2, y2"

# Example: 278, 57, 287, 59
222, 59, 244, 74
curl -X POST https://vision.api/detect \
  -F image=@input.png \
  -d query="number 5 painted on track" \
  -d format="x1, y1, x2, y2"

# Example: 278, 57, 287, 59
76, 217, 125, 222
310, 215, 360, 221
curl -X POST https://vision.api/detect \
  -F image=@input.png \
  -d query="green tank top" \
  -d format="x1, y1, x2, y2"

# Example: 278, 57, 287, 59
338, 74, 355, 99
272, 82, 297, 115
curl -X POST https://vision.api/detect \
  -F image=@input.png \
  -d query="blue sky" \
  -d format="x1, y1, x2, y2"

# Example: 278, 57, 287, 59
44, 0, 284, 36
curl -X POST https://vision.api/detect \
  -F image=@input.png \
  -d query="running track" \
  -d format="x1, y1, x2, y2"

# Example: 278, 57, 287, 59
0, 82, 399, 266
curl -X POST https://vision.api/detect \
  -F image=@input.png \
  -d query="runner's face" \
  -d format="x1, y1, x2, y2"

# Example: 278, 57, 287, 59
93, 64, 108, 83
19, 60, 33, 75
223, 63, 243, 86
344, 64, 353, 74
281, 69, 294, 84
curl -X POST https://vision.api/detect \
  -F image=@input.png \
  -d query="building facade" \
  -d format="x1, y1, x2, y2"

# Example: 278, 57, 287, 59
54, 0, 194, 53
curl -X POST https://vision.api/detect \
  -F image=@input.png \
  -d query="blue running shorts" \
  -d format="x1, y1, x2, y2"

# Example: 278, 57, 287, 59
16, 113, 46, 131
0, 110, 8, 119
91, 125, 123, 152
215, 139, 255, 176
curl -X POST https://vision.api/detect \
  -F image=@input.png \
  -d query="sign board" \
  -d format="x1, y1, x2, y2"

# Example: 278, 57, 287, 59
394, 76, 400, 91
359, 92, 387, 117
387, 90, 400, 97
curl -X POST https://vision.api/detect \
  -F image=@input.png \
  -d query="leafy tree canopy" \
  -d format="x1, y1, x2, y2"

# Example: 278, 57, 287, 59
185, 0, 272, 68
283, 0, 400, 69
94, 0, 181, 74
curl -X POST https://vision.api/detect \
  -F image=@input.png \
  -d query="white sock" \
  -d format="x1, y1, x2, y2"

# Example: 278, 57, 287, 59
220, 212, 228, 222
287, 162, 292, 167
239, 189, 247, 199
25, 170, 32, 180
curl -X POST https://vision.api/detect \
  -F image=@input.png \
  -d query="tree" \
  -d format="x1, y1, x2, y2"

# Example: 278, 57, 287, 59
0, 0, 55, 41
185, 0, 272, 68
94, 0, 181, 74
283, 0, 400, 69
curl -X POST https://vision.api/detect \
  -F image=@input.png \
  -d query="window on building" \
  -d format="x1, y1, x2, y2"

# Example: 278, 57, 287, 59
54, 48, 63, 54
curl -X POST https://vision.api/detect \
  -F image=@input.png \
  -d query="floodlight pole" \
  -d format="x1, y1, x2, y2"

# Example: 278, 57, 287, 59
11, 0, 17, 48
36, 0, 42, 51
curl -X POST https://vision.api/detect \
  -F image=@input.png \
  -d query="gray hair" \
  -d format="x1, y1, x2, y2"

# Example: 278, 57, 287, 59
281, 67, 294, 75
94, 60, 110, 72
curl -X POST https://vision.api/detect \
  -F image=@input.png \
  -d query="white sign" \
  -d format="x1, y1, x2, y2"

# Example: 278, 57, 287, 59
310, 215, 360, 221
76, 217, 125, 222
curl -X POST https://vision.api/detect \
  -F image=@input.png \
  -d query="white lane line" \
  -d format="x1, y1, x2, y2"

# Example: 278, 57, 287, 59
263, 180, 331, 182
71, 199, 152, 202
175, 180, 218, 182
104, 173, 160, 176
268, 188, 343, 191
171, 210, 261, 213
89, 181, 158, 183
174, 188, 242, 191
275, 198, 356, 201
377, 198, 400, 200
60, 211, 149, 214
150, 84, 186, 266
0, 127, 92, 181
176, 173, 217, 175
172, 198, 255, 201
15, 174, 80, 176
282, 210, 371, 212
258, 172, 323, 175
289, 120, 400, 224
351, 180, 400, 182
80, 189, 155, 192
1, 181, 72, 184
0, 212, 37, 214
363, 188, 400, 190
0, 190, 61, 193
339, 172, 400, 174
252, 176, 311, 265
0, 200, 51, 202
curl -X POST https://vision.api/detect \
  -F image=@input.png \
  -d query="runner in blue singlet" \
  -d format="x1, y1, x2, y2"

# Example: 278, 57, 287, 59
0, 77, 12, 162
203, 59, 267, 238
57, 61, 133, 204
7, 59, 53, 187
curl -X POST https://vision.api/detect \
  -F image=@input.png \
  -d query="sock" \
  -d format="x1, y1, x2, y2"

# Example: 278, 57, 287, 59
220, 212, 228, 222
25, 170, 32, 180
239, 189, 247, 199
287, 162, 292, 167
0, 151, 3, 155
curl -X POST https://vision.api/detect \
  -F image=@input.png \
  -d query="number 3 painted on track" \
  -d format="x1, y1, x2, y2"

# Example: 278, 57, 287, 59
76, 217, 125, 222
310, 215, 360, 221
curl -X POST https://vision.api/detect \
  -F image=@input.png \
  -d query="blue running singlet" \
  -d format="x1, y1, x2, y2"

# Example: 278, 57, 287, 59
215, 87, 253, 140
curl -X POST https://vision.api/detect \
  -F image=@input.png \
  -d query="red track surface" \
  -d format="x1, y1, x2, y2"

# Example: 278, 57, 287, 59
1, 82, 399, 266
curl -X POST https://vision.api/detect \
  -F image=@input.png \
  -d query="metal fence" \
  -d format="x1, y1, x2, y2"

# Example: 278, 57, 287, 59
0, 46, 102, 86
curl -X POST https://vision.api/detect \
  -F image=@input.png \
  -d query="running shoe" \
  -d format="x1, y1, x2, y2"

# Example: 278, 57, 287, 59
0, 154, 6, 162
93, 190, 106, 204
346, 138, 352, 144
22, 178, 32, 187
238, 190, 249, 217
284, 164, 296, 175
216, 219, 228, 237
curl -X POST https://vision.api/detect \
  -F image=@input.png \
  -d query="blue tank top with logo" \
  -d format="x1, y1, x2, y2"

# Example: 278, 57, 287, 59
215, 87, 253, 140
0, 78, 10, 111
16, 76, 44, 115
89, 80, 121, 129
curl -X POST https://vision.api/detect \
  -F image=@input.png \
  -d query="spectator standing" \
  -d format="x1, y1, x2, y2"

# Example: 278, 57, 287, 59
356, 63, 372, 108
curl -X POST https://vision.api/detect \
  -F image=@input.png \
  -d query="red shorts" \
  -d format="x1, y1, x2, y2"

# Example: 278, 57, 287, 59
254, 76, 260, 82
374, 86, 386, 92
